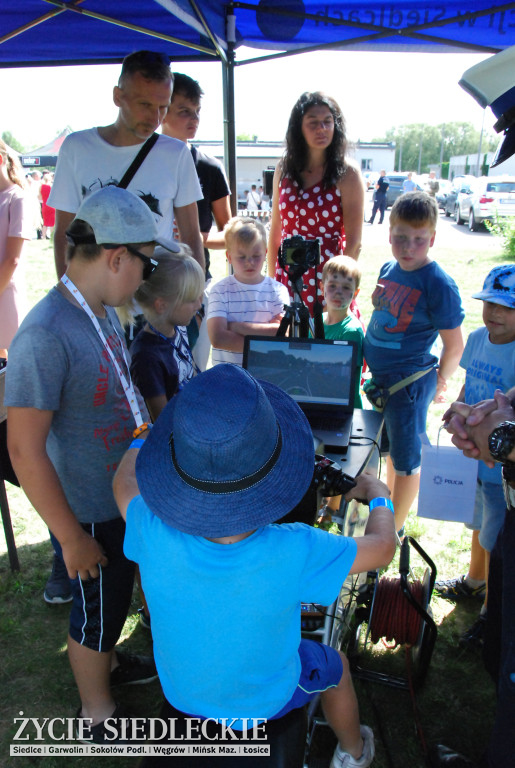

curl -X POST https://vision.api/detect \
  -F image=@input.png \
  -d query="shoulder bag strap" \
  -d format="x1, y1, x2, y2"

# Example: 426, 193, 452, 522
117, 133, 159, 189
387, 367, 433, 397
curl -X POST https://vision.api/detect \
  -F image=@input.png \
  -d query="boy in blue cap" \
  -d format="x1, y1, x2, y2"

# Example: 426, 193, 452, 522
436, 265, 515, 651
114, 363, 396, 768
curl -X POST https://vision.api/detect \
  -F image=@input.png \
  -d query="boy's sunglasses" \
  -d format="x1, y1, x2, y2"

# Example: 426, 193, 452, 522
103, 244, 158, 281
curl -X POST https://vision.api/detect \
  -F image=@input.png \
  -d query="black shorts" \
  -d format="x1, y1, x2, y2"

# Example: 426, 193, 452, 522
53, 517, 135, 652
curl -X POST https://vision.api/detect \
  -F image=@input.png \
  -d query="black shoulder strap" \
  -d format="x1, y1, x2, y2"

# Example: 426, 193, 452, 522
118, 133, 159, 189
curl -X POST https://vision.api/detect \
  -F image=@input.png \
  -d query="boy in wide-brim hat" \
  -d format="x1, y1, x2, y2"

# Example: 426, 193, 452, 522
114, 364, 396, 768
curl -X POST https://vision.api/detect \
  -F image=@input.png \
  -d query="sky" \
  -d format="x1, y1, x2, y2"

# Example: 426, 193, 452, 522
0, 47, 497, 151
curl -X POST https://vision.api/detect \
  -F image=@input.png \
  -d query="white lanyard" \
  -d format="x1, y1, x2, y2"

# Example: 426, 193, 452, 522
60, 276, 143, 428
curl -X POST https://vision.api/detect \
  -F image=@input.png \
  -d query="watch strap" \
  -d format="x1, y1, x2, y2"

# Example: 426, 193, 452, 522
503, 461, 515, 483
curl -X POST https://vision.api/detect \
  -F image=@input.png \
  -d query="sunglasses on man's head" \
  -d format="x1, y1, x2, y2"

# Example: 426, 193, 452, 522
103, 244, 158, 281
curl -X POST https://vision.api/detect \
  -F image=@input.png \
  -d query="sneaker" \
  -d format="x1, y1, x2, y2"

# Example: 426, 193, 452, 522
331, 725, 375, 768
44, 553, 73, 604
434, 575, 485, 601
75, 703, 131, 744
459, 614, 487, 651
137, 606, 151, 630
110, 649, 158, 686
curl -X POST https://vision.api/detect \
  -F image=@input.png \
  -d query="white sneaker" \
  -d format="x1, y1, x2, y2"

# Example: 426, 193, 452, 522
330, 725, 375, 768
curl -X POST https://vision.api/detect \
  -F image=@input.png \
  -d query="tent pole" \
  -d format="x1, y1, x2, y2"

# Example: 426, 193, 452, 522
223, 7, 237, 216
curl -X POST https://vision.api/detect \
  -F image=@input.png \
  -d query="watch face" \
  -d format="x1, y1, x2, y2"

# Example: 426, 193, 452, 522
490, 434, 504, 456
489, 422, 515, 461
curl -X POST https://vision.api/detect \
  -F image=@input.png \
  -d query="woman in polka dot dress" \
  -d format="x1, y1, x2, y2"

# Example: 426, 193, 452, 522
268, 92, 365, 316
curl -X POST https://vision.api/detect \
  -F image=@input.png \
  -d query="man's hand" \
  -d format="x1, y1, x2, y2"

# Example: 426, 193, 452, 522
61, 530, 108, 581
443, 390, 515, 466
344, 471, 390, 505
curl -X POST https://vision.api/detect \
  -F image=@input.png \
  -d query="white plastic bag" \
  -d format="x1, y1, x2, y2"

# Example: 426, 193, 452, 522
417, 437, 478, 523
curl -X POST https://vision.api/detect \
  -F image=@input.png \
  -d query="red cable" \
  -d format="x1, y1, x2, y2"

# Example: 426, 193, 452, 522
369, 577, 424, 646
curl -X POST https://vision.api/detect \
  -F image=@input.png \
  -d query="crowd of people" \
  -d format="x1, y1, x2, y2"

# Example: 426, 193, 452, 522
2, 46, 514, 768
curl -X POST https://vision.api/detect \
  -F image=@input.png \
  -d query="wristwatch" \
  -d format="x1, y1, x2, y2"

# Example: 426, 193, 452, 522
488, 421, 515, 463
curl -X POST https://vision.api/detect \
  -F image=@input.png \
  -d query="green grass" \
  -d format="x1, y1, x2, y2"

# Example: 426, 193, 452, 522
0, 223, 506, 766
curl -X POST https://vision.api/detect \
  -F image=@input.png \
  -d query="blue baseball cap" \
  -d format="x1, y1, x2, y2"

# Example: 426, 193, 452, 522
472, 264, 515, 308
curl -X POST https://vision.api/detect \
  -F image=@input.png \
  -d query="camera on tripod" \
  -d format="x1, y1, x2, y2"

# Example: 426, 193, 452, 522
278, 235, 320, 276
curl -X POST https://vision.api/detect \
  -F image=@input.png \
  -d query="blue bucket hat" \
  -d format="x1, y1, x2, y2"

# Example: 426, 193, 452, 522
472, 264, 515, 308
135, 364, 315, 537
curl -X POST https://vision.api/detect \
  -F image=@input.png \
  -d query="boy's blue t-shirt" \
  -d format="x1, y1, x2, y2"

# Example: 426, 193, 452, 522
124, 497, 357, 728
461, 326, 515, 484
364, 260, 464, 376
322, 313, 364, 407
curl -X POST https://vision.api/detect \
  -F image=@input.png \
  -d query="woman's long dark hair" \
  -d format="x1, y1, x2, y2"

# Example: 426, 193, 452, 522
282, 92, 347, 190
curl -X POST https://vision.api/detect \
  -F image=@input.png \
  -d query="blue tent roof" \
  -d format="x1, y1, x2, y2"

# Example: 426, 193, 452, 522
1, 1, 514, 69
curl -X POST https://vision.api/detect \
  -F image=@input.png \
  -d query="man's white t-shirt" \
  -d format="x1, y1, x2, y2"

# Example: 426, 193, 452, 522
49, 129, 202, 241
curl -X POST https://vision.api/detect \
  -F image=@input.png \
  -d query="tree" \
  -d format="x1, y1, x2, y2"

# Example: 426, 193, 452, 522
374, 122, 498, 173
1, 131, 24, 153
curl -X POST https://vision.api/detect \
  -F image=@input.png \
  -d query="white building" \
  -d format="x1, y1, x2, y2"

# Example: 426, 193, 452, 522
193, 139, 396, 205
449, 148, 515, 179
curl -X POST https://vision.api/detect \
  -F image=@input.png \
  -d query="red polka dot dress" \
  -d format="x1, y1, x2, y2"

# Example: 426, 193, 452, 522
274, 176, 345, 314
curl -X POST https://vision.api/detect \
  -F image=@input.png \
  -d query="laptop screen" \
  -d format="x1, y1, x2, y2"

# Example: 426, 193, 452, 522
243, 336, 357, 410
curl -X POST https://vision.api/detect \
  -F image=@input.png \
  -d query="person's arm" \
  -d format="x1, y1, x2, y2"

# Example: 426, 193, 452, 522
344, 472, 396, 574
203, 195, 232, 249
53, 209, 75, 278
113, 444, 140, 521
144, 394, 168, 423
267, 163, 283, 277
0, 237, 25, 296
207, 316, 246, 353
337, 163, 365, 260
228, 316, 282, 337
174, 203, 206, 272
7, 407, 108, 579
434, 326, 464, 402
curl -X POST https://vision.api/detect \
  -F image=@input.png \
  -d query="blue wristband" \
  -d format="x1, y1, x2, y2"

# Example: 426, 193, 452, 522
129, 438, 145, 450
369, 497, 394, 514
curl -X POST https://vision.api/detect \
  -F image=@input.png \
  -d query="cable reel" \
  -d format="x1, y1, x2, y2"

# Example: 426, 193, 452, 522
347, 536, 437, 690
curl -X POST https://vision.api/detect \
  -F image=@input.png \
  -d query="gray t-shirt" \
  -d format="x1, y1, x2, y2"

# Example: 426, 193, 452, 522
5, 287, 148, 523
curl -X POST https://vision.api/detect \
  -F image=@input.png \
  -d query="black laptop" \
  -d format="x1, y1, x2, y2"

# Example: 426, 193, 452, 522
243, 336, 357, 451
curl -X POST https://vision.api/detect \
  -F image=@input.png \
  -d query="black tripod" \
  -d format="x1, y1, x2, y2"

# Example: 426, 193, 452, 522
276, 267, 325, 339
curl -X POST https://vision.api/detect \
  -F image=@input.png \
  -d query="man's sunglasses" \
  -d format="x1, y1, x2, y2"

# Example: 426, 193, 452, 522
103, 244, 158, 281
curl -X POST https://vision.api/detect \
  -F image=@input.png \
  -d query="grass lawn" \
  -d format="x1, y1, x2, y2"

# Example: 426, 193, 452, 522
0, 221, 508, 767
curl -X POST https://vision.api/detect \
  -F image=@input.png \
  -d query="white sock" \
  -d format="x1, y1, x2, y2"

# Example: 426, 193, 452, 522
336, 738, 364, 760
465, 575, 485, 587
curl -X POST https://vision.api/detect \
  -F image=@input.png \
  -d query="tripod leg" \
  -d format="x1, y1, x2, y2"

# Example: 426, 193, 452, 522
276, 312, 291, 337
313, 302, 325, 340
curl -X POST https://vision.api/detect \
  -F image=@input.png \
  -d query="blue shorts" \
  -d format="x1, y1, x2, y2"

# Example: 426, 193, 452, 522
380, 368, 437, 475
51, 518, 135, 652
466, 479, 507, 552
270, 639, 343, 720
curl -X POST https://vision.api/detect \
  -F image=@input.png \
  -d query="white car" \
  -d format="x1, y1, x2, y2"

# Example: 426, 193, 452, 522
456, 176, 515, 231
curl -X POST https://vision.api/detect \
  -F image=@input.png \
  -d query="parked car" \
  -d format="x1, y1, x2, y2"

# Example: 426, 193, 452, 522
384, 174, 422, 208
444, 175, 477, 218
435, 179, 452, 211
457, 176, 515, 231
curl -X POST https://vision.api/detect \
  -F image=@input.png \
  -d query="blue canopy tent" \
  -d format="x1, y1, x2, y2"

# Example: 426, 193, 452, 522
2, 1, 515, 204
